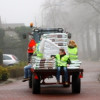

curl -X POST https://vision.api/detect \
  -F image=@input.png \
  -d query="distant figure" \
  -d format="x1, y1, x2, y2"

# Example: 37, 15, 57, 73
68, 40, 78, 61
27, 39, 36, 62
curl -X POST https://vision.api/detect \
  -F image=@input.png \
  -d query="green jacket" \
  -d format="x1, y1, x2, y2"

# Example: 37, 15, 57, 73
56, 54, 69, 67
68, 47, 78, 61
34, 42, 43, 58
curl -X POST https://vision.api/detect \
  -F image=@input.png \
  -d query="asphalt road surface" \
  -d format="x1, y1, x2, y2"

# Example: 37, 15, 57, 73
0, 61, 100, 100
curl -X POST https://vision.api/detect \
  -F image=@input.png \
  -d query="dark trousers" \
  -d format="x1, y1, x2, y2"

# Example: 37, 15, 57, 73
56, 66, 68, 82
28, 53, 33, 62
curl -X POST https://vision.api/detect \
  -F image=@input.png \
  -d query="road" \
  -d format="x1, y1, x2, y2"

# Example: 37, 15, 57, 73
0, 61, 100, 100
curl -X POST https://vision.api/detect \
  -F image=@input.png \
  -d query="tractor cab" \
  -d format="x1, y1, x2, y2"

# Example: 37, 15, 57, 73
32, 28, 64, 43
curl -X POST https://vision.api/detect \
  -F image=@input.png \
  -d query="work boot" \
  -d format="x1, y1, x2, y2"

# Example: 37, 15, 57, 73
65, 82, 69, 85
22, 78, 30, 82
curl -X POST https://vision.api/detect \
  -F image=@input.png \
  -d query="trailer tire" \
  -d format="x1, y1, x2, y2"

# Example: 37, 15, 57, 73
29, 75, 32, 88
32, 75, 40, 94
72, 72, 81, 93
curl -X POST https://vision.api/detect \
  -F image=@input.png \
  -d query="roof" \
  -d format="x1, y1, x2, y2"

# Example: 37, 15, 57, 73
33, 28, 64, 33
2, 23, 25, 29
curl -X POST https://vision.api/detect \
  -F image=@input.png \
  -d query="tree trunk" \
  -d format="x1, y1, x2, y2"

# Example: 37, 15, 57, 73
0, 50, 3, 65
86, 25, 92, 60
95, 22, 100, 60
81, 33, 87, 59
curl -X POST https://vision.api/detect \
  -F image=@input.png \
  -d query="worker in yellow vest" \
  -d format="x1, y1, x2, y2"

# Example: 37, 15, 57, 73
33, 36, 43, 58
34, 42, 43, 58
68, 40, 78, 61
52, 49, 70, 85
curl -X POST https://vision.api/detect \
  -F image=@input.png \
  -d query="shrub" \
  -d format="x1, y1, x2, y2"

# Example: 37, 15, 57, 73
0, 66, 9, 81
7, 62, 27, 78
0, 62, 27, 81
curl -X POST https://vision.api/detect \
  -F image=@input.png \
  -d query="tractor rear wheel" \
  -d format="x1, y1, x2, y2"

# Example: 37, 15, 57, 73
29, 75, 32, 88
72, 72, 81, 93
32, 75, 40, 94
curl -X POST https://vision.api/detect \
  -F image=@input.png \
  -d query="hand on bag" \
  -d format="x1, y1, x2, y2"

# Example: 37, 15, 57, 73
67, 64, 69, 67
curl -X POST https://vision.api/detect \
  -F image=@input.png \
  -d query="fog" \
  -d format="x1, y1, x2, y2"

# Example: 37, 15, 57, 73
42, 0, 100, 60
0, 0, 100, 61
0, 0, 45, 26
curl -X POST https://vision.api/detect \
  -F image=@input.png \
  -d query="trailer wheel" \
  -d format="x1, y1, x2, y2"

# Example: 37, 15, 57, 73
32, 74, 40, 94
72, 72, 81, 93
29, 75, 32, 88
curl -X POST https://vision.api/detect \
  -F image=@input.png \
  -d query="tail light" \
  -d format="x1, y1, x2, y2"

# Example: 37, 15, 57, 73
34, 75, 39, 79
79, 73, 83, 78
12, 55, 16, 60
12, 55, 19, 61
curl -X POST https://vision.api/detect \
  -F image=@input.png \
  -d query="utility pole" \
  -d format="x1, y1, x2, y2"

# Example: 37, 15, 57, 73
35, 17, 37, 27
0, 16, 2, 28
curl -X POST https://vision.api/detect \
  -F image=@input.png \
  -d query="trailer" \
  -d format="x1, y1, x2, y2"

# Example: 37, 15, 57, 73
28, 28, 84, 94
29, 67, 83, 94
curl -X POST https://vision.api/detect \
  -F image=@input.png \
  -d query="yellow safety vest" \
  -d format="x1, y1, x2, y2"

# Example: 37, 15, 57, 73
56, 54, 69, 67
68, 47, 78, 61
34, 42, 43, 58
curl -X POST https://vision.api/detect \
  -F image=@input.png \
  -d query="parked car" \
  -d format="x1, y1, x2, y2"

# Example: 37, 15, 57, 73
3, 54, 19, 66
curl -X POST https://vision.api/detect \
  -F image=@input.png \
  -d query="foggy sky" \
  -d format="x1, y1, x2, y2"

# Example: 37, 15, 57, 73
0, 0, 45, 26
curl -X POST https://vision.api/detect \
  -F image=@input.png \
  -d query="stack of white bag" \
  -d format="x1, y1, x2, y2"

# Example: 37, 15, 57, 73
40, 39, 60, 59
31, 56, 56, 69
31, 33, 69, 69
43, 33, 68, 44
39, 33, 68, 59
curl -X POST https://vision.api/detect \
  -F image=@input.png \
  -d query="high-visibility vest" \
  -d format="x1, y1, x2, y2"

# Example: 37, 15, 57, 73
34, 42, 43, 58
56, 54, 69, 67
68, 47, 78, 61
27, 39, 36, 53
28, 47, 34, 53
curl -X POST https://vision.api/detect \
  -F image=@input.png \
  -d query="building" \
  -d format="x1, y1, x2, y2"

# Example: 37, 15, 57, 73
0, 17, 27, 61
2, 23, 25, 30
0, 17, 25, 29
0, 16, 2, 28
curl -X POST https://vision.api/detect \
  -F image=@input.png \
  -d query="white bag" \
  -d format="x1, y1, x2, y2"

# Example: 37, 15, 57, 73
39, 39, 45, 53
39, 39, 60, 58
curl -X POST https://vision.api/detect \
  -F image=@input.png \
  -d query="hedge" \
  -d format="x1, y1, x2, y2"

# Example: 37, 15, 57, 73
7, 62, 27, 78
0, 66, 9, 81
0, 62, 27, 82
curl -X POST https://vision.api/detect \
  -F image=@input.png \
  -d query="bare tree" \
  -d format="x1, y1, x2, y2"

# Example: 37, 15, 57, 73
42, 0, 100, 60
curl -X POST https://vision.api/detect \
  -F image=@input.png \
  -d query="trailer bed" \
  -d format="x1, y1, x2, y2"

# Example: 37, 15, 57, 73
31, 68, 83, 76
33, 68, 83, 72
